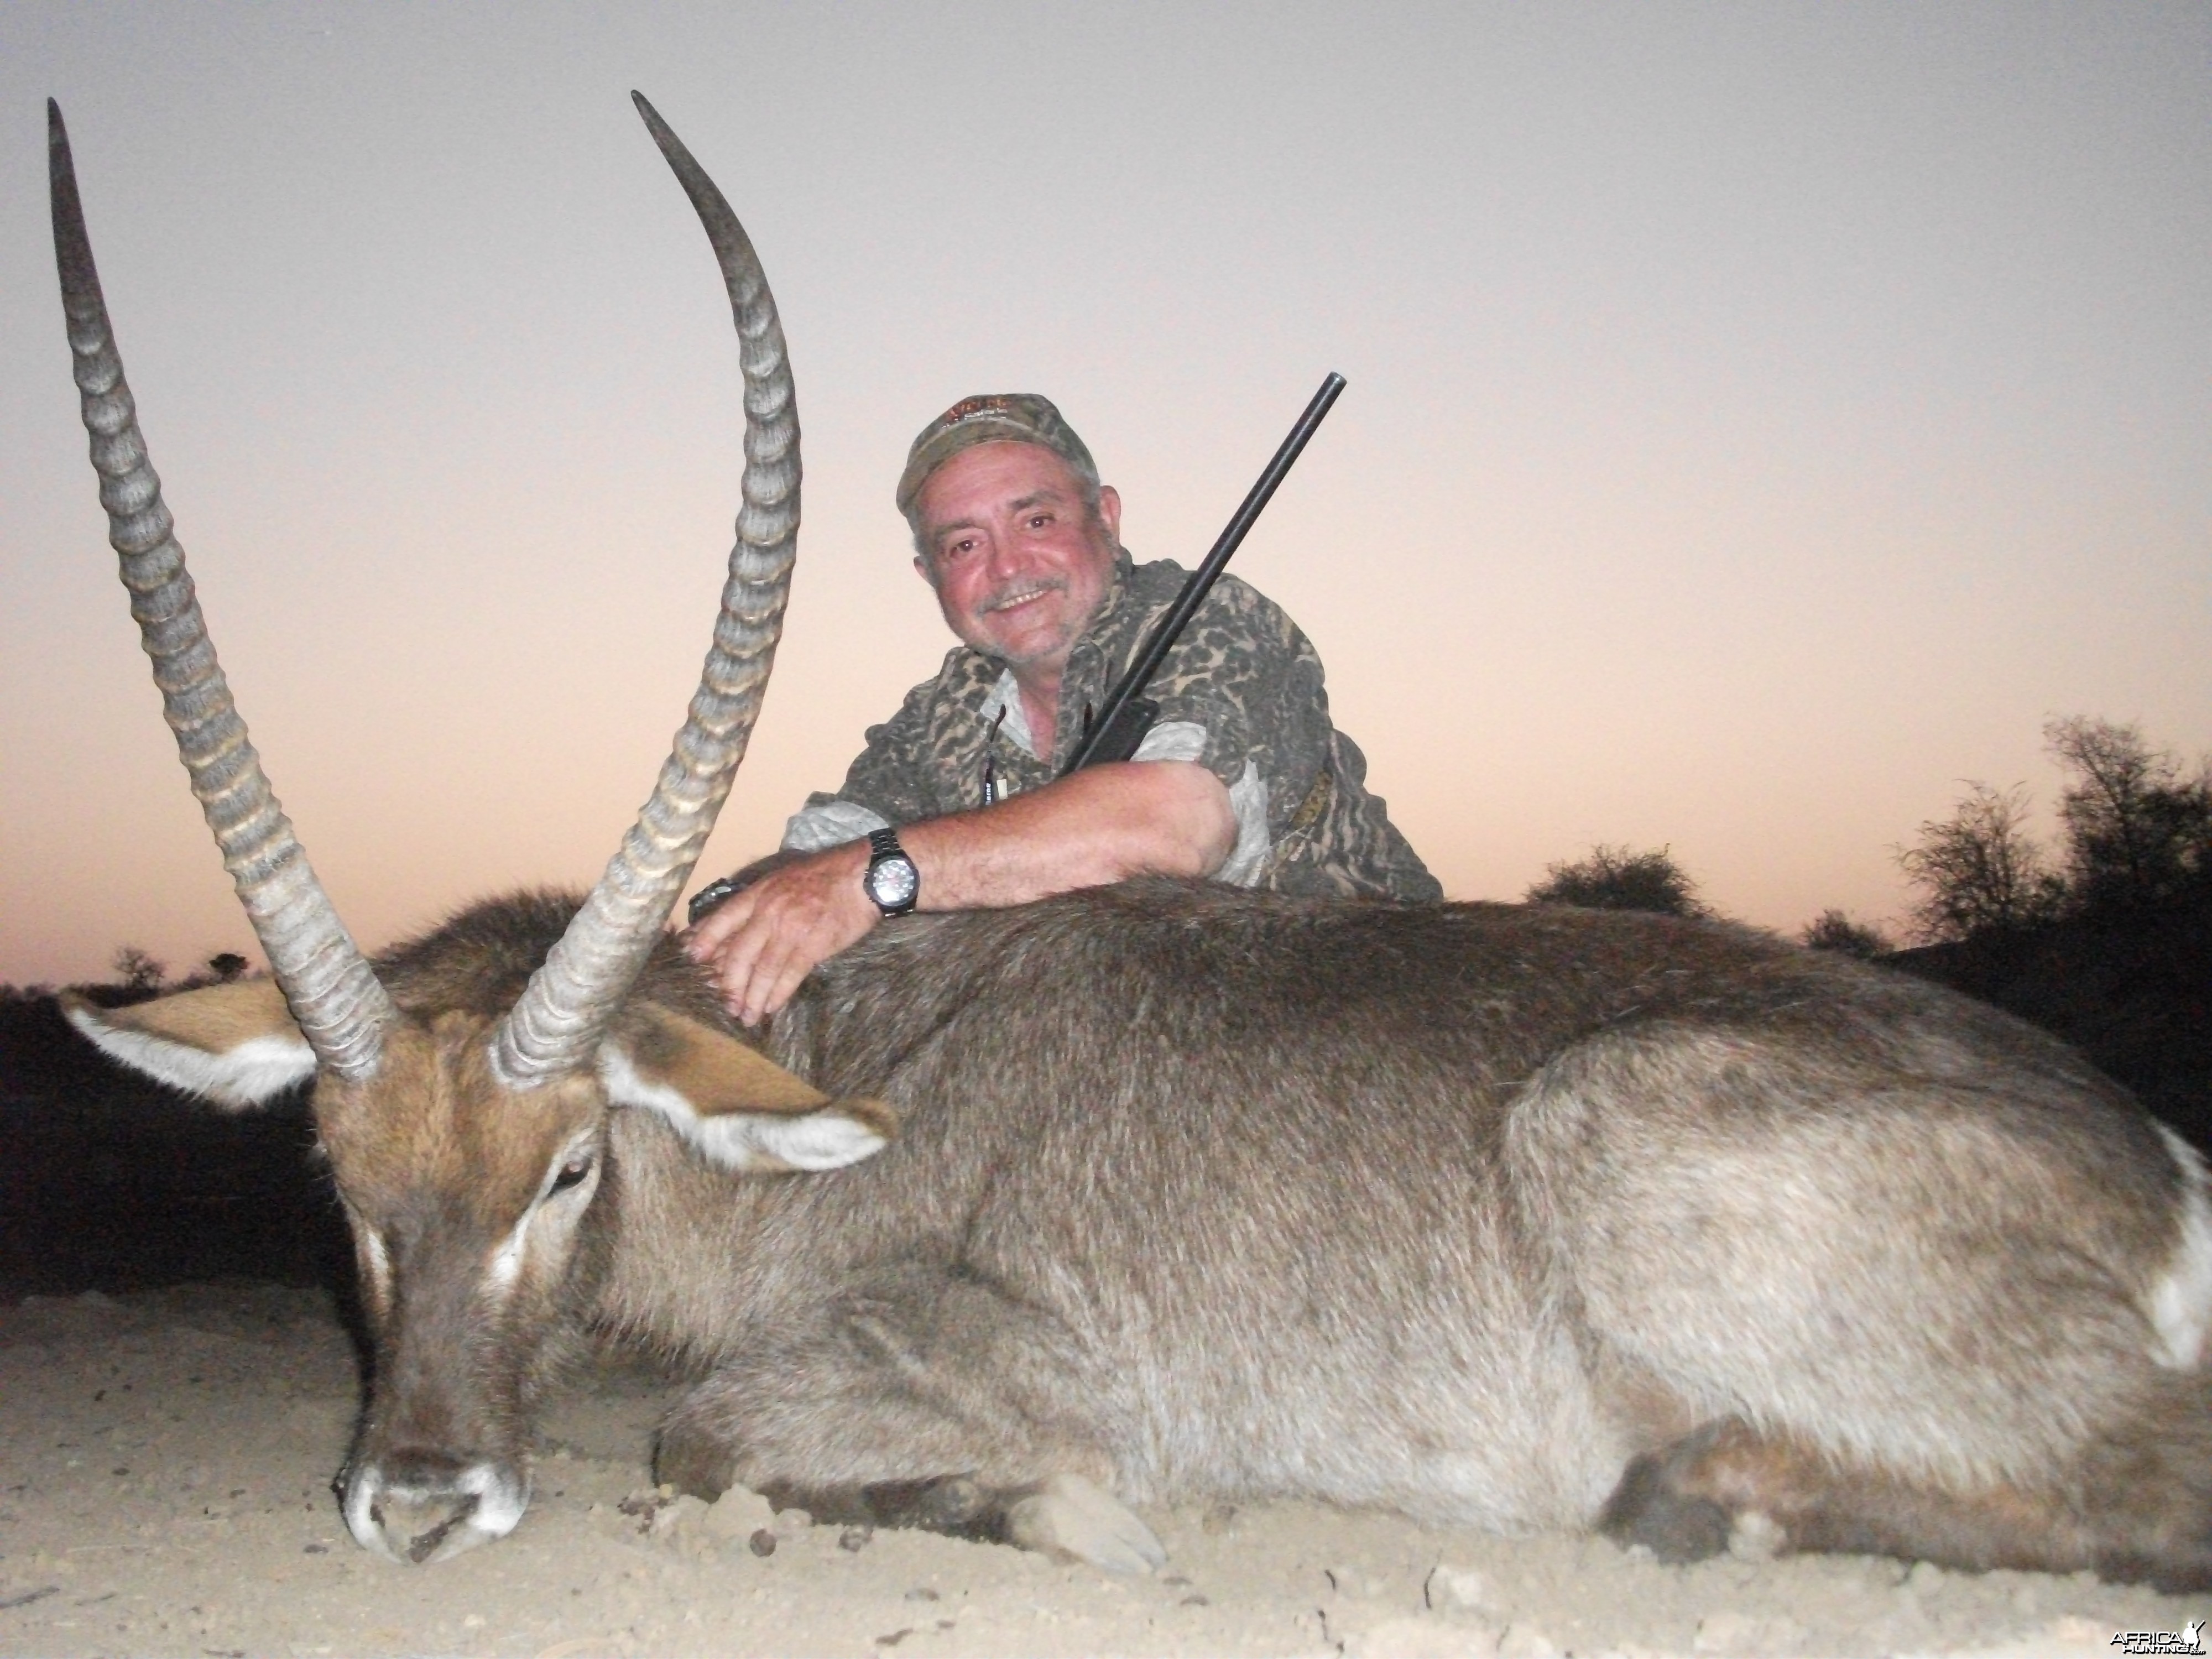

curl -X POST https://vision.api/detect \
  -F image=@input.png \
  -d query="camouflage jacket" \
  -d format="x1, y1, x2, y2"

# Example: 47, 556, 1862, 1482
785, 551, 1440, 901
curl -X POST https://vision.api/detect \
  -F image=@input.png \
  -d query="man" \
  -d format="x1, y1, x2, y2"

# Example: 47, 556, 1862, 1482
688, 393, 1438, 1023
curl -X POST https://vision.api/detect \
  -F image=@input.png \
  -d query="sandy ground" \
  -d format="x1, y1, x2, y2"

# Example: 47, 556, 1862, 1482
2, 1283, 2205, 1659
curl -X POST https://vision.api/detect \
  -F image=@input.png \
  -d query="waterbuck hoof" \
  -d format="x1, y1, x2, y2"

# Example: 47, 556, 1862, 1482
2098, 1546, 2212, 1596
856, 1475, 1010, 1542
653, 1424, 737, 1504
1600, 1451, 1734, 1564
1007, 1473, 1166, 1574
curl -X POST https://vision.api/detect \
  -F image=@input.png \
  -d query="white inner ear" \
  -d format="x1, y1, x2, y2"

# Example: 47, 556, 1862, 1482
692, 1109, 889, 1173
597, 1045, 886, 1173
65, 1006, 317, 1109
735, 1113, 889, 1172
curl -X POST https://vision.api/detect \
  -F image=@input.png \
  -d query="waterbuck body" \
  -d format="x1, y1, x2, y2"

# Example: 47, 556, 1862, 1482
48, 97, 2212, 1586
630, 879, 2212, 1586
95, 878, 2206, 1580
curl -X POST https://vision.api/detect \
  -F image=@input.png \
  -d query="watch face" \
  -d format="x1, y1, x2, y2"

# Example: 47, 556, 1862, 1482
867, 855, 919, 911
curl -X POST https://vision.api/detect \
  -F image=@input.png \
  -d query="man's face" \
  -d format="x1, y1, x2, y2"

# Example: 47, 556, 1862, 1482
912, 441, 1121, 676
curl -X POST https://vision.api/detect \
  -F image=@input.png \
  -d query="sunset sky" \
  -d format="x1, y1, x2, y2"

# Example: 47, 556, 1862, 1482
3, 2, 2206, 988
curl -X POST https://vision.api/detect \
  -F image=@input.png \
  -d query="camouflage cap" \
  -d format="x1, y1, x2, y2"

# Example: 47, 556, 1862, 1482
895, 393, 1099, 517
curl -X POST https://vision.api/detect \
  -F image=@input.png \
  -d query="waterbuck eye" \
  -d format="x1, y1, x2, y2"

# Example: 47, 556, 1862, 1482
550, 1155, 593, 1194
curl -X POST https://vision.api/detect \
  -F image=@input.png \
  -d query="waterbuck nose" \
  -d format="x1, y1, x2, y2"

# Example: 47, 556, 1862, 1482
374, 1485, 481, 1565
345, 1451, 528, 1565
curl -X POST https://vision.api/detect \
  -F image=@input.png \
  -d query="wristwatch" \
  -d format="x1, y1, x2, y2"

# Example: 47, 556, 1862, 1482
861, 828, 920, 917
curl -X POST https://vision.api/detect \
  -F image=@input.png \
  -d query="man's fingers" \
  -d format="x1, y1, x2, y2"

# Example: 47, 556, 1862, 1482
758, 952, 814, 1023
684, 889, 754, 960
713, 951, 755, 1022
680, 846, 877, 1024
695, 905, 766, 1020
736, 932, 796, 1027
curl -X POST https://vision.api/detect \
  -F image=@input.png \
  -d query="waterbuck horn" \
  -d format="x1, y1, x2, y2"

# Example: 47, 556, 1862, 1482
488, 93, 800, 1088
49, 99, 398, 1082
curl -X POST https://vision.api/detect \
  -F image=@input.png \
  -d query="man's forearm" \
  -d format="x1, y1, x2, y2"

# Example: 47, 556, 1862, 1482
686, 759, 1235, 1025
901, 760, 1235, 909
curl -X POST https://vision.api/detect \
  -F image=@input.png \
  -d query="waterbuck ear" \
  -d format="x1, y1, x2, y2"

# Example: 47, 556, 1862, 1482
598, 1005, 894, 1173
60, 982, 317, 1110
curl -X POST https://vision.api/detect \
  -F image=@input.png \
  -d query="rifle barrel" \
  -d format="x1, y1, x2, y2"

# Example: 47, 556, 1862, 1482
1061, 371, 1346, 775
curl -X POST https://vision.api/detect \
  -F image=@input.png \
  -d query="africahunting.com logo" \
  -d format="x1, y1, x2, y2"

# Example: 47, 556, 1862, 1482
2112, 1620, 2205, 1655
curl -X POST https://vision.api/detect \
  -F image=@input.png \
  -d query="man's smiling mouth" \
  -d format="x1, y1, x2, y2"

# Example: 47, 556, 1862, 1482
982, 582, 1064, 615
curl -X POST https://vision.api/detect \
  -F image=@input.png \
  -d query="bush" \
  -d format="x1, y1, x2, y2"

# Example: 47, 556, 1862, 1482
1526, 845, 1705, 917
1800, 910, 1892, 958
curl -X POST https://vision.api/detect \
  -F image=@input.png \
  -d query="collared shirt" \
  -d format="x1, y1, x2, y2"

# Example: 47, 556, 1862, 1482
784, 550, 1441, 901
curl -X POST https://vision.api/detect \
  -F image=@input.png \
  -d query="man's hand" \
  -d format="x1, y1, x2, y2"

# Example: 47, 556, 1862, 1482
684, 841, 876, 1026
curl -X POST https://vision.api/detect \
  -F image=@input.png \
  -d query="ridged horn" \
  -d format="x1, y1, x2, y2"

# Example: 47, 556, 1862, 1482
488, 93, 800, 1088
49, 100, 397, 1082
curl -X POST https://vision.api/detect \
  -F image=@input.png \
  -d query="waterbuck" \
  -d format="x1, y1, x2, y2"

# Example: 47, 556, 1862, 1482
50, 100, 2212, 1589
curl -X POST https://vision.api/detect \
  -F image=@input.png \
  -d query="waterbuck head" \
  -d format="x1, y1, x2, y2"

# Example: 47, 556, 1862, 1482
49, 96, 888, 1563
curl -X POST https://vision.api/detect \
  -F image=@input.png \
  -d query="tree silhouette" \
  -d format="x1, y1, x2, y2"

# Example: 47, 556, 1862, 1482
207, 952, 250, 983
111, 945, 166, 993
2045, 717, 2211, 915
1526, 844, 1705, 917
1896, 782, 2064, 943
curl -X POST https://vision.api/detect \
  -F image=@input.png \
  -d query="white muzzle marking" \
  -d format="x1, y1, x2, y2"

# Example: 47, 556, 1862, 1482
343, 1460, 529, 1564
